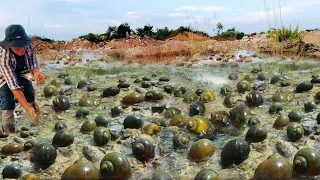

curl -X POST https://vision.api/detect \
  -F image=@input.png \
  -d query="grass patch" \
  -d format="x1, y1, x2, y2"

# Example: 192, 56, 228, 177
261, 61, 320, 74
267, 26, 301, 43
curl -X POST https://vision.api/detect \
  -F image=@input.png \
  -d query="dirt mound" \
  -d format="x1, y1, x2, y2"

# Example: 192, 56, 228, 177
106, 35, 164, 49
302, 31, 320, 47
170, 32, 212, 42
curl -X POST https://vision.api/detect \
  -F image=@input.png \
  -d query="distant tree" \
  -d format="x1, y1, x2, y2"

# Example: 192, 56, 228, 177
136, 24, 154, 38
154, 27, 172, 40
79, 33, 101, 43
216, 22, 223, 36
117, 22, 131, 38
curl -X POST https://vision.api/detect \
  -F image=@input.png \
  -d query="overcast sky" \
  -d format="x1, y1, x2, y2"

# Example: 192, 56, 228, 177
0, 0, 319, 40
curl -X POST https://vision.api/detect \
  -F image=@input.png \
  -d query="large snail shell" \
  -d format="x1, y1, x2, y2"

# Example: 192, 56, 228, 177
52, 95, 70, 112
296, 82, 313, 93
2, 164, 22, 179
304, 101, 317, 112
52, 130, 74, 147
172, 134, 190, 149
164, 107, 182, 118
123, 115, 144, 129
79, 97, 99, 107
151, 170, 172, 180
54, 122, 67, 131
28, 144, 57, 166
183, 92, 199, 103
237, 80, 251, 93
93, 127, 111, 146
44, 84, 58, 98
210, 111, 230, 126
220, 139, 250, 168
122, 93, 145, 105
61, 162, 99, 180
76, 107, 90, 118
24, 140, 37, 151
288, 111, 302, 122
95, 115, 110, 127
187, 115, 211, 134
103, 87, 120, 97
100, 152, 132, 179
223, 95, 237, 108
1, 143, 24, 156
254, 156, 292, 179
194, 169, 221, 180
245, 125, 267, 143
81, 120, 97, 133
143, 123, 160, 135
164, 85, 175, 94
132, 138, 155, 162
170, 115, 188, 127
220, 85, 233, 96
246, 91, 263, 107
189, 101, 205, 116
273, 115, 289, 129
200, 91, 216, 103
287, 122, 304, 142
189, 138, 215, 162
77, 80, 88, 89
293, 148, 320, 177
229, 103, 248, 129
145, 90, 164, 101
269, 102, 283, 114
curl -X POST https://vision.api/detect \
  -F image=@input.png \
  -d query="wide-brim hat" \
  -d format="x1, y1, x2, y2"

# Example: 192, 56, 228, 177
0, 24, 31, 49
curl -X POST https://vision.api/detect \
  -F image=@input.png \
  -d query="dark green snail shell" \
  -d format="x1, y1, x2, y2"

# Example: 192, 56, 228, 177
81, 120, 97, 133
87, 84, 98, 91
172, 134, 190, 149
145, 90, 164, 101
270, 74, 282, 84
100, 152, 132, 179
132, 138, 155, 162
296, 82, 313, 93
195, 88, 204, 96
78, 97, 98, 107
304, 101, 317, 112
237, 80, 251, 93
2, 164, 22, 179
220, 85, 233, 96
64, 77, 73, 85
189, 101, 205, 116
24, 140, 37, 151
159, 77, 170, 82
52, 130, 74, 147
223, 95, 237, 108
229, 103, 248, 129
210, 111, 231, 126
257, 72, 268, 81
317, 113, 320, 124
93, 127, 111, 146
287, 122, 304, 142
141, 81, 152, 88
76, 107, 90, 118
142, 77, 151, 81
151, 170, 172, 180
61, 162, 99, 180
95, 115, 110, 127
293, 148, 320, 177
228, 73, 238, 80
44, 84, 58, 98
54, 122, 67, 131
244, 74, 256, 82
247, 117, 260, 127
77, 80, 88, 89
194, 169, 221, 180
246, 91, 263, 107
103, 87, 120, 97
274, 115, 290, 129
117, 82, 130, 89
254, 157, 292, 179
0, 132, 9, 138
134, 78, 143, 83
245, 125, 268, 143
269, 102, 283, 114
53, 96, 70, 112
164, 107, 182, 118
183, 92, 199, 103
311, 77, 320, 84
28, 144, 57, 165
288, 111, 302, 122
164, 85, 175, 94
174, 87, 187, 97
280, 80, 291, 87
123, 115, 144, 129
111, 106, 124, 117
221, 139, 250, 168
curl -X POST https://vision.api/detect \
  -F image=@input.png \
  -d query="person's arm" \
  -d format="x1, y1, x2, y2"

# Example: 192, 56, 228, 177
12, 89, 38, 122
27, 46, 45, 84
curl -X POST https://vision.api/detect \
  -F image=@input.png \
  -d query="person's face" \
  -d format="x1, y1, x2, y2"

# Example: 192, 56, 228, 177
11, 46, 27, 56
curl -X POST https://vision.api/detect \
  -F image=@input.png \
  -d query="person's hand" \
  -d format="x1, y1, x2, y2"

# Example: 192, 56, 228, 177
26, 106, 39, 123
33, 68, 46, 84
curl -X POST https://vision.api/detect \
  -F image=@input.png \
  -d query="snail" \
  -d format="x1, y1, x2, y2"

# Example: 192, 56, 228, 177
93, 127, 111, 146
54, 121, 67, 131
52, 130, 74, 147
194, 169, 221, 180
102, 87, 120, 97
141, 81, 152, 88
132, 138, 155, 162
164, 107, 182, 118
134, 78, 143, 83
244, 74, 256, 82
220, 85, 233, 96
174, 87, 187, 97
64, 77, 73, 85
187, 115, 211, 134
143, 123, 161, 135
172, 134, 190, 149
61, 161, 99, 180
170, 114, 188, 127
296, 82, 313, 93
245, 125, 267, 143
1, 143, 24, 156
246, 91, 263, 107
123, 115, 144, 129
189, 101, 205, 116
151, 170, 172, 180
77, 80, 87, 89
199, 90, 216, 103
223, 95, 237, 108
189, 138, 215, 162
287, 122, 304, 142
254, 155, 292, 179
229, 103, 248, 129
237, 80, 251, 93
195, 88, 204, 96
24, 140, 37, 151
111, 106, 124, 117
164, 85, 175, 94
273, 115, 289, 129
2, 164, 22, 179
145, 90, 164, 101
183, 92, 199, 103
76, 107, 89, 118
95, 115, 110, 127
81, 120, 97, 133
288, 111, 302, 122
43, 84, 58, 98
117, 81, 130, 89
269, 102, 283, 114
159, 77, 170, 82
247, 117, 261, 127
293, 148, 320, 177
28, 144, 57, 166
52, 95, 70, 112
78, 97, 99, 107
228, 73, 238, 80
210, 111, 231, 126
99, 152, 132, 179
257, 72, 268, 81
304, 101, 317, 112
121, 93, 145, 105
220, 139, 250, 168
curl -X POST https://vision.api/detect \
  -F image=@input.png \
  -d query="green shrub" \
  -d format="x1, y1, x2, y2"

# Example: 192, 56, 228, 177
267, 26, 301, 42
79, 33, 102, 43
